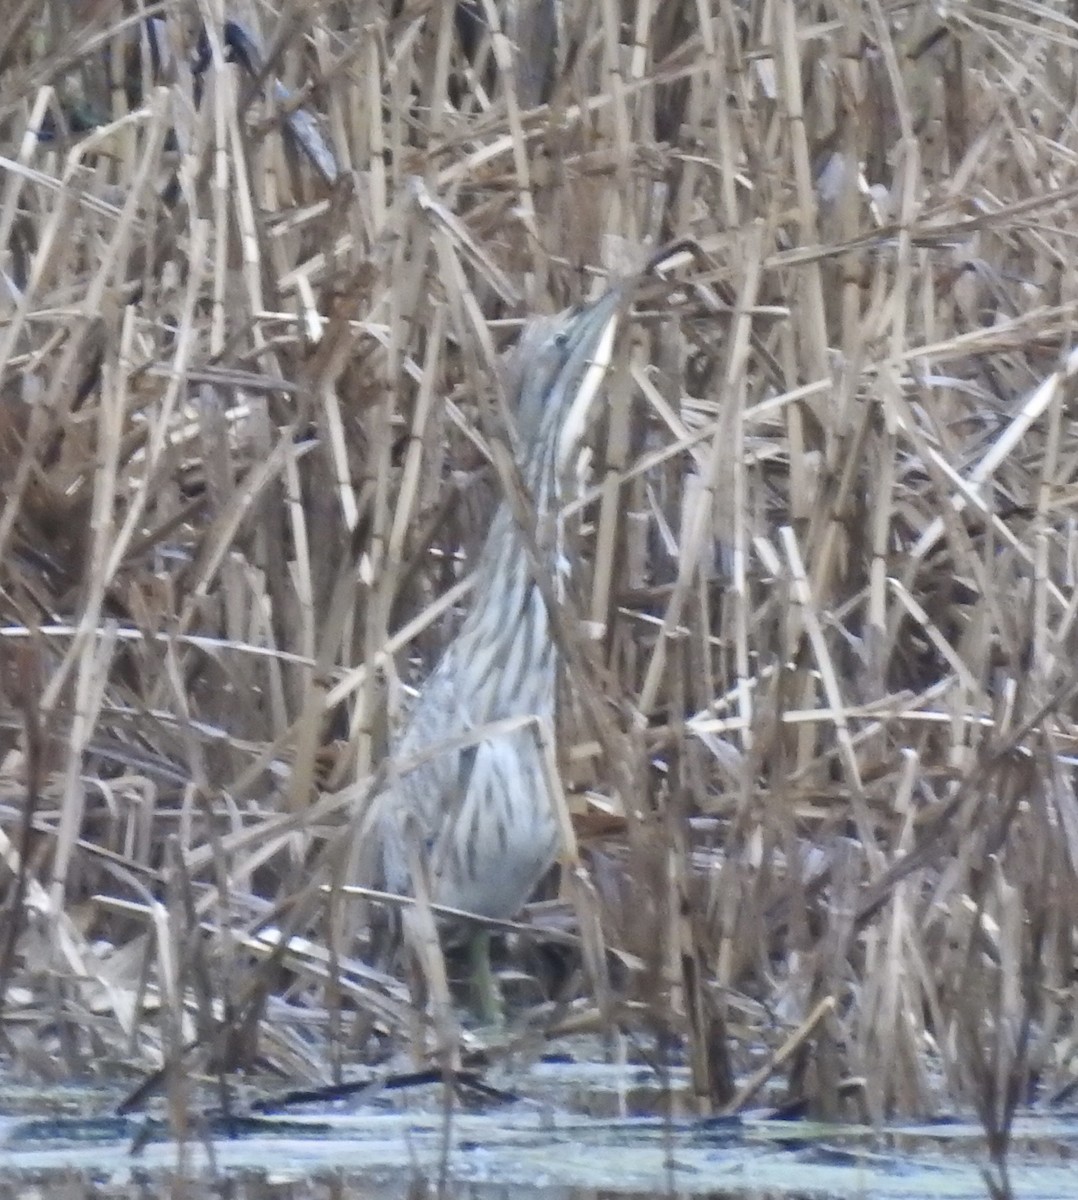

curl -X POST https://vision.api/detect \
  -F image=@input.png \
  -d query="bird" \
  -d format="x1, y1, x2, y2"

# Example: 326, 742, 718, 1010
378, 282, 626, 1020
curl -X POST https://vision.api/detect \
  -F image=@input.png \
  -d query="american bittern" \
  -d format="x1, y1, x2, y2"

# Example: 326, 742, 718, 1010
380, 283, 625, 1017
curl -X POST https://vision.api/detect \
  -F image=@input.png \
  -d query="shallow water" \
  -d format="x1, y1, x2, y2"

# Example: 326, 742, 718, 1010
1, 1066, 1076, 1198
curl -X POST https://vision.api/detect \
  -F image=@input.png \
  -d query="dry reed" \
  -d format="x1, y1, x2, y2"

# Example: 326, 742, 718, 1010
0, 0, 1077, 1132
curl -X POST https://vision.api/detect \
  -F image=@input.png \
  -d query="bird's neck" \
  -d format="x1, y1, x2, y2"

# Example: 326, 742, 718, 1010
451, 458, 569, 719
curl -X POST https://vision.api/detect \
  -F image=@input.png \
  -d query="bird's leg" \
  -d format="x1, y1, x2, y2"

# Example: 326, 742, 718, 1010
468, 928, 504, 1026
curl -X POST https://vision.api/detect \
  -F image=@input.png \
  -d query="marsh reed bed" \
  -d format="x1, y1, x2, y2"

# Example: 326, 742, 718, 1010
1, 0, 1077, 1142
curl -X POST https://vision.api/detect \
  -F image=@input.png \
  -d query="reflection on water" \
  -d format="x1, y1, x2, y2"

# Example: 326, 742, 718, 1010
2, 1073, 1077, 1199
0, 1179, 808, 1200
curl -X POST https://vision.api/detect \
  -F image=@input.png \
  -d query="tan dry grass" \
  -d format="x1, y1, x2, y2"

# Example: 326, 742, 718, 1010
0, 0, 1077, 1125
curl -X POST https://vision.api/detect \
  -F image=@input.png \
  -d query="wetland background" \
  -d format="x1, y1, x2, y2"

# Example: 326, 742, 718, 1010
1, 1, 1078, 1190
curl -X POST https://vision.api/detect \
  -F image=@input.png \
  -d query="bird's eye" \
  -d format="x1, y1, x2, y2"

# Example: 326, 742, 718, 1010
554, 329, 571, 350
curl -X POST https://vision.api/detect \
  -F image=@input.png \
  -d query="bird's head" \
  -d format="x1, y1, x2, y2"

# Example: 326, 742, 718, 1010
509, 284, 625, 481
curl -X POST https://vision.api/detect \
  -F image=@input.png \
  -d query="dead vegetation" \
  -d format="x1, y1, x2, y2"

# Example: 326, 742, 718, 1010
1, 0, 1077, 1133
